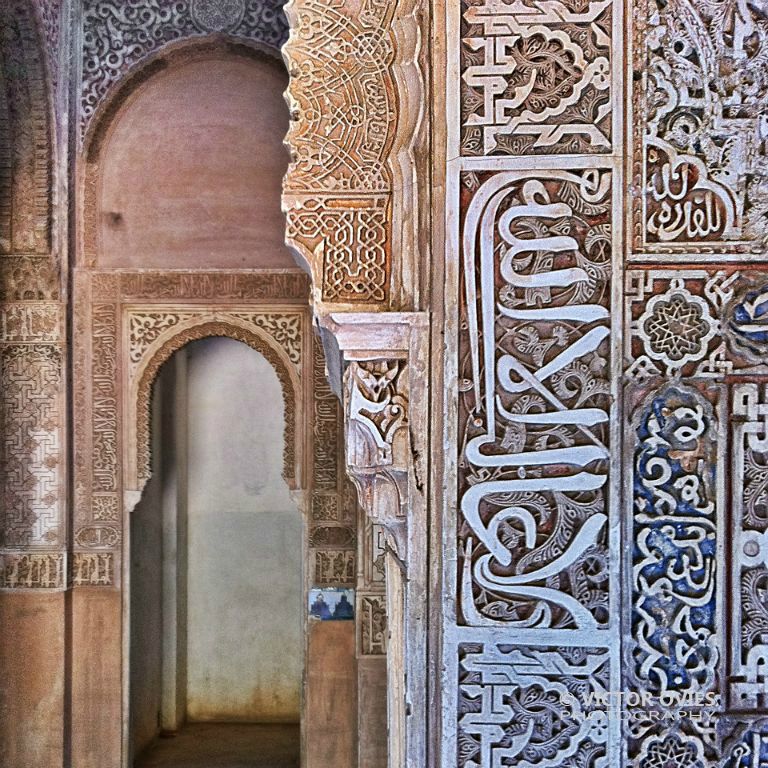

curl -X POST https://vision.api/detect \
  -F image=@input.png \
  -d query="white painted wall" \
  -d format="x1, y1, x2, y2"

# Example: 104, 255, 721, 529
130, 375, 165, 756
184, 337, 302, 723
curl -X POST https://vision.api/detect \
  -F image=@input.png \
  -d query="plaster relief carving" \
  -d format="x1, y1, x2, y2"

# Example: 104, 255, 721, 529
127, 310, 303, 377
732, 384, 768, 711
726, 276, 768, 365
283, 0, 419, 307
0, 344, 62, 548
80, 0, 288, 134
116, 271, 309, 301
345, 359, 410, 556
72, 272, 313, 590
74, 525, 121, 549
461, 0, 613, 155
313, 550, 355, 586
627, 385, 721, 761
626, 269, 768, 380
0, 551, 65, 589
632, 0, 768, 255
0, 303, 61, 342
72, 552, 114, 586
284, 197, 390, 304
190, 0, 246, 32
312, 333, 340, 490
458, 168, 613, 630
133, 319, 299, 488
359, 593, 387, 656
457, 644, 610, 768
0, 0, 52, 255
0, 257, 59, 302
327, 310, 429, 768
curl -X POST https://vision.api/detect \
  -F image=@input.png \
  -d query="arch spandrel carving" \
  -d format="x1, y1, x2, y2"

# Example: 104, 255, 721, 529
129, 316, 304, 492
79, 0, 289, 140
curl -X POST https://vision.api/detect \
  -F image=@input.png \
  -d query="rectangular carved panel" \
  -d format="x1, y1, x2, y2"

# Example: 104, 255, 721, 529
631, 0, 768, 258
446, 0, 621, 761
458, 168, 614, 631
0, 343, 63, 548
460, 0, 613, 156
731, 384, 768, 711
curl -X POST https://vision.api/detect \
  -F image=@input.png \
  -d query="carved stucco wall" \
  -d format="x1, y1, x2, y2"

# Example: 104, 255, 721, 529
439, 0, 768, 767
0, 0, 65, 591
64, 6, 366, 763
10, 0, 768, 764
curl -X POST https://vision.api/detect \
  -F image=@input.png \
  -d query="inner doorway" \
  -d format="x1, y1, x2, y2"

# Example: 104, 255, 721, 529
129, 337, 302, 767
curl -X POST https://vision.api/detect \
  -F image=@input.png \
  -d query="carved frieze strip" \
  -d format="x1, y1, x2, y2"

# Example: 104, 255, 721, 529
459, 0, 617, 157
630, 0, 768, 255
456, 642, 612, 768
91, 301, 119, 495
0, 1, 53, 256
623, 382, 725, 762
311, 332, 340, 491
358, 592, 387, 657
80, 0, 288, 136
71, 552, 115, 587
362, 518, 386, 588
72, 272, 93, 529
91, 270, 309, 302
313, 549, 356, 587
0, 302, 62, 342
456, 166, 618, 636
0, 551, 66, 589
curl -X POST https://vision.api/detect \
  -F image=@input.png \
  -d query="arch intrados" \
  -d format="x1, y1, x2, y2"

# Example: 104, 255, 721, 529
130, 319, 301, 495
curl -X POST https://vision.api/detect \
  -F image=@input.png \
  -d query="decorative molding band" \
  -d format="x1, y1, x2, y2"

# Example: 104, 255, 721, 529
0, 551, 65, 589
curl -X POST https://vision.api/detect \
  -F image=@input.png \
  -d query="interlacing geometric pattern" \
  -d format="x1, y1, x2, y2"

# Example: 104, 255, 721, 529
447, 0, 768, 758
80, 0, 288, 135
283, 0, 396, 305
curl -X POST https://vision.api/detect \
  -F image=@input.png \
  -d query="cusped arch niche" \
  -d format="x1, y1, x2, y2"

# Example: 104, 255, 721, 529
128, 317, 303, 495
81, 38, 295, 270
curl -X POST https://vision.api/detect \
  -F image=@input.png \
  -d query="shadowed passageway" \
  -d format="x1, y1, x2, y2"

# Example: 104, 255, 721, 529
134, 723, 300, 768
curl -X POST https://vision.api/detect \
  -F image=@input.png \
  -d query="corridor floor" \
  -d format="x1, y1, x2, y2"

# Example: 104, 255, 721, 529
134, 723, 300, 768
